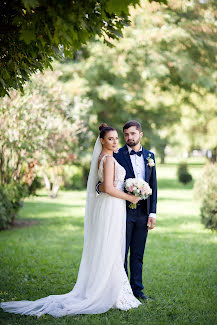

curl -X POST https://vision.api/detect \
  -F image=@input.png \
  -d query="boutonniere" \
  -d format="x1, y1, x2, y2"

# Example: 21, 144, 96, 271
146, 154, 155, 167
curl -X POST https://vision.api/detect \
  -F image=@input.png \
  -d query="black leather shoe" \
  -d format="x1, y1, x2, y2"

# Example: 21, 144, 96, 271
135, 293, 154, 301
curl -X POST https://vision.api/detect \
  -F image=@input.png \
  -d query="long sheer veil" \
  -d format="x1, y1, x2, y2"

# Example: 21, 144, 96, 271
83, 136, 102, 248
0, 135, 141, 317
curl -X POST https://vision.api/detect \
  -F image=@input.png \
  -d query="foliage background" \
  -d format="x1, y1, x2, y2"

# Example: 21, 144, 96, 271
0, 0, 216, 229
0, 0, 216, 323
0, 0, 168, 96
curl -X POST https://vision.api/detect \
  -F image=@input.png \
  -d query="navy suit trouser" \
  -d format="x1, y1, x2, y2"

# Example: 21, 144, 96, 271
124, 204, 149, 296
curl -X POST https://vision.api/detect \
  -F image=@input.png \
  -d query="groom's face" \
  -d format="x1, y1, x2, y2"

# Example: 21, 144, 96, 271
123, 126, 143, 147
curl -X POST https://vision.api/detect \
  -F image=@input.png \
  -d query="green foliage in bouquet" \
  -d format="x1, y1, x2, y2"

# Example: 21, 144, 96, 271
194, 164, 217, 231
177, 162, 193, 185
0, 183, 28, 230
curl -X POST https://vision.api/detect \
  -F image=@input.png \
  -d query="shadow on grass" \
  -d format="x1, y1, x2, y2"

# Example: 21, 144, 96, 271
33, 193, 49, 198
160, 162, 205, 167
158, 197, 193, 201
0, 224, 216, 325
22, 201, 84, 212
158, 178, 194, 190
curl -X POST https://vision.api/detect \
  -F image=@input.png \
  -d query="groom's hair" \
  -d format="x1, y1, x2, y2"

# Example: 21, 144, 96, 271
123, 120, 142, 132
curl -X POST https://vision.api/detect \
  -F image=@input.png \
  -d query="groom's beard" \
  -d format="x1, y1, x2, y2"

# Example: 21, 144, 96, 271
126, 138, 140, 147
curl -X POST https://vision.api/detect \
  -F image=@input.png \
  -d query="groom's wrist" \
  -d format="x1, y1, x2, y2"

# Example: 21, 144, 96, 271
149, 213, 156, 219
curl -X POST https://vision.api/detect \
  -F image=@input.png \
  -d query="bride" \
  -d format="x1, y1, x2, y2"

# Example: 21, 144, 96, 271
0, 123, 141, 317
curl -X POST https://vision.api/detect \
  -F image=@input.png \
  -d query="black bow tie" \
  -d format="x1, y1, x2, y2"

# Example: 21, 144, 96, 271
130, 150, 143, 157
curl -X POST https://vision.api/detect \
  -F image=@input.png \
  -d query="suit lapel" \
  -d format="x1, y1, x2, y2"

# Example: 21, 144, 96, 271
142, 148, 149, 182
123, 145, 135, 177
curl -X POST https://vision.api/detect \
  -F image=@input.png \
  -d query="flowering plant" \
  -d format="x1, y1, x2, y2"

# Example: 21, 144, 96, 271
146, 154, 155, 167
125, 178, 152, 209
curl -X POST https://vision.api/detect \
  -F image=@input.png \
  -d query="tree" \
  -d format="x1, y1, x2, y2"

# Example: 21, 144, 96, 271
0, 0, 167, 97
55, 0, 217, 163
173, 91, 217, 162
0, 70, 84, 196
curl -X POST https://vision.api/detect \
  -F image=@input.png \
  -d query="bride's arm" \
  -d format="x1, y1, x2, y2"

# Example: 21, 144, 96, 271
98, 181, 115, 192
103, 156, 139, 204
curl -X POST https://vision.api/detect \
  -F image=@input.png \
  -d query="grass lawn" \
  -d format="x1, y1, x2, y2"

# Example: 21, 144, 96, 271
0, 163, 216, 325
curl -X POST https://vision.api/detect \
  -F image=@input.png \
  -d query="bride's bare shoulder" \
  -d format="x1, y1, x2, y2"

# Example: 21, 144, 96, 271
98, 154, 113, 168
103, 155, 114, 164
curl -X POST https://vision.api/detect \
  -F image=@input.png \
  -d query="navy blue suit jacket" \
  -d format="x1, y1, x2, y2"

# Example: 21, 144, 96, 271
113, 145, 157, 216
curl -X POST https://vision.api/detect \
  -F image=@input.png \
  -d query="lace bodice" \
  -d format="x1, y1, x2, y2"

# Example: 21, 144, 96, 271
98, 155, 126, 190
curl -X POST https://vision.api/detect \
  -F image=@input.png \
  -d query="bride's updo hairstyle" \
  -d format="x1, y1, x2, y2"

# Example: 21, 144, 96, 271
99, 123, 116, 139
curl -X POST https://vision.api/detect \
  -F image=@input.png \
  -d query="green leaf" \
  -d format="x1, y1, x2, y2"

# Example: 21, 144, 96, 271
106, 0, 130, 15
22, 0, 39, 10
19, 30, 36, 44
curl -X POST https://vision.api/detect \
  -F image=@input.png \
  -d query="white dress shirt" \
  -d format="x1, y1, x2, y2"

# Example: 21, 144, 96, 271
127, 145, 156, 219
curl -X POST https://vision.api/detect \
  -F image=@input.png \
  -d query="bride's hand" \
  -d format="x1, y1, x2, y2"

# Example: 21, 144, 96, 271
128, 194, 140, 204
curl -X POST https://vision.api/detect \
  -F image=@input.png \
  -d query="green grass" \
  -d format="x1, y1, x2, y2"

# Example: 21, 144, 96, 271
0, 163, 216, 325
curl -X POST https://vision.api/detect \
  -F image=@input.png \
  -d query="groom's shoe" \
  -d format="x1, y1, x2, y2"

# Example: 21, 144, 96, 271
134, 293, 154, 301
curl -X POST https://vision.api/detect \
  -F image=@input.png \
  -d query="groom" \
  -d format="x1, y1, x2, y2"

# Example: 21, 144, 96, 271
97, 120, 157, 299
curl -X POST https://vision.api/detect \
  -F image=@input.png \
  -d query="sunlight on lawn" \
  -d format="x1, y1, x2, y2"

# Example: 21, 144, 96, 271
0, 163, 216, 324
21, 190, 86, 220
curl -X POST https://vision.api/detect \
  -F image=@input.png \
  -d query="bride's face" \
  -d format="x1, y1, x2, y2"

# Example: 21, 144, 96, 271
100, 130, 119, 151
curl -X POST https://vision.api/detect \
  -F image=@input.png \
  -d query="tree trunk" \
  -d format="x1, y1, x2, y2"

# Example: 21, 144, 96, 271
160, 155, 165, 164
211, 148, 217, 163
0, 145, 5, 184
51, 175, 62, 198
82, 165, 89, 186
42, 171, 51, 191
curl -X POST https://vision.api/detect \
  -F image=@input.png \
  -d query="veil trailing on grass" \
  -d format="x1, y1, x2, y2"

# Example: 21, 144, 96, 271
0, 135, 141, 317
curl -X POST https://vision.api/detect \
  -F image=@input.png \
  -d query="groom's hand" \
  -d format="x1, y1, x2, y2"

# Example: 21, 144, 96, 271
147, 217, 156, 230
99, 183, 105, 192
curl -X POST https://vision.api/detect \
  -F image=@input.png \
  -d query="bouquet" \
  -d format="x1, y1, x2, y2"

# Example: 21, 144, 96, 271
125, 178, 152, 209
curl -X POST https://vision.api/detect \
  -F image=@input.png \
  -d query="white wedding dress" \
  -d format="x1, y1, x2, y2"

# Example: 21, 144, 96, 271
0, 139, 141, 317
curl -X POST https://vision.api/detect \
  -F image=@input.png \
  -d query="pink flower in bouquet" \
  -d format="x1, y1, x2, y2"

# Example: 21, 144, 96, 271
125, 178, 152, 209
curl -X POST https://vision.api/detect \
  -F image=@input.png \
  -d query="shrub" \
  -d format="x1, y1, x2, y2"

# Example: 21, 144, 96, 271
70, 174, 85, 190
27, 176, 43, 196
200, 184, 217, 230
194, 164, 217, 230
61, 166, 85, 190
177, 162, 193, 184
194, 164, 216, 200
63, 174, 85, 190
0, 183, 28, 230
